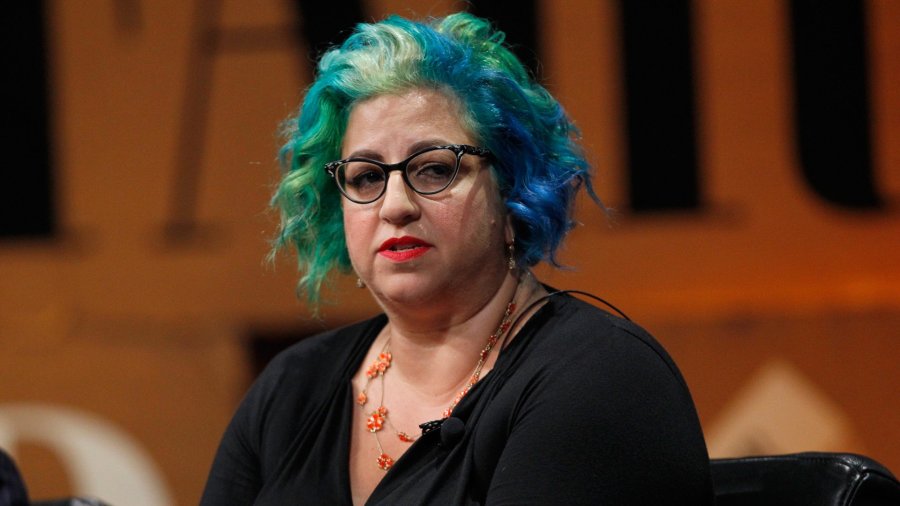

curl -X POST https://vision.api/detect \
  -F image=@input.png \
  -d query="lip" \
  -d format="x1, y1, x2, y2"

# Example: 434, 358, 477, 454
378, 236, 433, 262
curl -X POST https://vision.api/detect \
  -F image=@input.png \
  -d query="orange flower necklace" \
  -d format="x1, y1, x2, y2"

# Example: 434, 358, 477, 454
356, 297, 518, 470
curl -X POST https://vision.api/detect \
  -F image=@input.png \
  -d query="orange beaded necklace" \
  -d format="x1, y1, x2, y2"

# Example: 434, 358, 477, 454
356, 297, 518, 471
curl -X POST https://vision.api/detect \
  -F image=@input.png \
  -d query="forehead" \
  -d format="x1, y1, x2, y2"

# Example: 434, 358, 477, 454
342, 88, 475, 157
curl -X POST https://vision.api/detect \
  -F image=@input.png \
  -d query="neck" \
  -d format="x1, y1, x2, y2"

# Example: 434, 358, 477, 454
379, 271, 544, 398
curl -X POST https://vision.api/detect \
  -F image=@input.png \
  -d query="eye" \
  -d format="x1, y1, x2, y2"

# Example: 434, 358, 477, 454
407, 148, 459, 190
411, 162, 454, 181
342, 163, 385, 191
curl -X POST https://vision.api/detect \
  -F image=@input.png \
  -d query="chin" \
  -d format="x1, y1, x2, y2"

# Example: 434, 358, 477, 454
371, 274, 445, 307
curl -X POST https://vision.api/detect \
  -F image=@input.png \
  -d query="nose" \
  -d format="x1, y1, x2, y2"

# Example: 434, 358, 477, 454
378, 172, 420, 225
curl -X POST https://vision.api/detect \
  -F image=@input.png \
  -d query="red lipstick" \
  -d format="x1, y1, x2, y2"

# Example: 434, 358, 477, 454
378, 236, 433, 262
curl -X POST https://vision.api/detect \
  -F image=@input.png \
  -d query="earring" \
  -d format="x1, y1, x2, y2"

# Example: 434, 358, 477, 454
507, 242, 516, 271
356, 277, 366, 289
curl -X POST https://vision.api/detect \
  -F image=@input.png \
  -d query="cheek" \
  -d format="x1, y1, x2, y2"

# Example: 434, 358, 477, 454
342, 209, 369, 257
449, 195, 504, 247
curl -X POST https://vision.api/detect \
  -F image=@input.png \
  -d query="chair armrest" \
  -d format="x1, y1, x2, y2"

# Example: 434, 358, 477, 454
711, 452, 900, 506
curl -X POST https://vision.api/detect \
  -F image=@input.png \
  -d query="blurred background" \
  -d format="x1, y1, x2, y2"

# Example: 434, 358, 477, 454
1, 0, 898, 504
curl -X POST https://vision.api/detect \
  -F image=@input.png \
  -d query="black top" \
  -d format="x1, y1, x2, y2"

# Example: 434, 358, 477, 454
201, 294, 713, 505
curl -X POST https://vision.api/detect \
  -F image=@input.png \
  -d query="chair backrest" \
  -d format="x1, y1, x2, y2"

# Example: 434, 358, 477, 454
711, 452, 900, 506
31, 499, 110, 506
0, 448, 28, 506
1, 448, 111, 506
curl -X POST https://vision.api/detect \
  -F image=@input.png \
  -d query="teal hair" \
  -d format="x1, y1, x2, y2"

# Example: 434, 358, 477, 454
272, 12, 599, 303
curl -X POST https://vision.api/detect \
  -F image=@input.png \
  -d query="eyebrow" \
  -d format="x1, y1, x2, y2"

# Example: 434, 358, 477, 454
344, 138, 453, 161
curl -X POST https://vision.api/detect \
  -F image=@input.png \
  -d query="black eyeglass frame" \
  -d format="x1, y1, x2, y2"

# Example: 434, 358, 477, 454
324, 144, 492, 204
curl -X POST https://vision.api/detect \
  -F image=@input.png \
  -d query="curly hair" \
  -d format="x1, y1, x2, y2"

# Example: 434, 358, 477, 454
272, 12, 600, 302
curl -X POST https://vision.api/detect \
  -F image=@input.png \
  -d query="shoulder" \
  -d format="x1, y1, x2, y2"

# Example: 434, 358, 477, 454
502, 292, 708, 463
522, 294, 686, 387
201, 315, 385, 504
531, 292, 653, 344
484, 294, 712, 502
222, 315, 384, 463
228, 315, 383, 437
250, 315, 385, 406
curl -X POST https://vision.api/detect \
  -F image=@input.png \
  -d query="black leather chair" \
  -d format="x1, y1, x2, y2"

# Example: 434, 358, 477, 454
1, 448, 109, 506
1, 449, 27, 506
30, 500, 109, 506
711, 452, 900, 505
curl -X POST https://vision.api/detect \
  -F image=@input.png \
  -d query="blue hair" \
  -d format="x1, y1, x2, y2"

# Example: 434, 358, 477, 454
272, 12, 601, 302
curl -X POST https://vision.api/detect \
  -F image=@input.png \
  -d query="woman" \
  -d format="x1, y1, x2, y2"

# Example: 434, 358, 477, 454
201, 13, 712, 505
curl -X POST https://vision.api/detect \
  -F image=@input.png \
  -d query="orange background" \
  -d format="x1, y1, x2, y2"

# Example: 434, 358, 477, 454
1, 1, 898, 504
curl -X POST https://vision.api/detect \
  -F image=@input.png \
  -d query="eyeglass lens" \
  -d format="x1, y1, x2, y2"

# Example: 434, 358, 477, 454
336, 148, 460, 202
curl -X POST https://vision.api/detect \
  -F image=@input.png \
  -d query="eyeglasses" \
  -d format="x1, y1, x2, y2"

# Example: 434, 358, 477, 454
324, 144, 492, 204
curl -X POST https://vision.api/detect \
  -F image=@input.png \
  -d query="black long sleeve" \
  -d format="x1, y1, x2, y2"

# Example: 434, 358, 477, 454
201, 295, 713, 505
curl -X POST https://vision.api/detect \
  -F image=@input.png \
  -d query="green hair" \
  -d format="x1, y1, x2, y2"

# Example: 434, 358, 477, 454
272, 12, 597, 303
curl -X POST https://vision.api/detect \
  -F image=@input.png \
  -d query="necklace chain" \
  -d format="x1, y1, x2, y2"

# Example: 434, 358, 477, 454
356, 297, 518, 471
